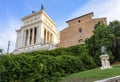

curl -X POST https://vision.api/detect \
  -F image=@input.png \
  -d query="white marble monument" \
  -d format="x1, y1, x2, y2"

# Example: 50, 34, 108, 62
100, 45, 112, 69
100, 54, 112, 69
13, 7, 60, 54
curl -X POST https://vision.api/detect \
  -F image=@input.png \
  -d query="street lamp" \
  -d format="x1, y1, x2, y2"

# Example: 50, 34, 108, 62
7, 41, 10, 54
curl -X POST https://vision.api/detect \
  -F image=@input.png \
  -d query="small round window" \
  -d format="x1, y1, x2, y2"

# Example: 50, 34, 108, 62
78, 20, 81, 22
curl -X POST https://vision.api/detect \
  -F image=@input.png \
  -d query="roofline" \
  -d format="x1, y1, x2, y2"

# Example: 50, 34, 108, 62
21, 10, 42, 21
16, 29, 21, 32
93, 17, 107, 20
42, 10, 56, 26
60, 26, 68, 33
66, 12, 94, 23
21, 10, 56, 26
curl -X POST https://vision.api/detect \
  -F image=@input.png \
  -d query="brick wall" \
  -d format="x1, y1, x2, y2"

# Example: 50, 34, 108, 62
60, 12, 107, 47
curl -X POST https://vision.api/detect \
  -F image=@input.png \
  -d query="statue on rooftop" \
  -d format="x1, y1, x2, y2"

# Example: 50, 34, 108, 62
41, 4, 44, 10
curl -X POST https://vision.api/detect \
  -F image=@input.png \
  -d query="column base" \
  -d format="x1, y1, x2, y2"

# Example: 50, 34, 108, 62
13, 44, 57, 54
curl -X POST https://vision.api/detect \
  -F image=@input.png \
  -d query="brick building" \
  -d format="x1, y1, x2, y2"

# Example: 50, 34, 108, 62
60, 12, 107, 47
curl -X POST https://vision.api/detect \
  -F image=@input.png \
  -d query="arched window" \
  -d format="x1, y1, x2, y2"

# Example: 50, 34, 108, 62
79, 28, 82, 33
78, 39, 84, 43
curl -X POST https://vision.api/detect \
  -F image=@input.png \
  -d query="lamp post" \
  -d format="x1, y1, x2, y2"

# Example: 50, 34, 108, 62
7, 41, 10, 54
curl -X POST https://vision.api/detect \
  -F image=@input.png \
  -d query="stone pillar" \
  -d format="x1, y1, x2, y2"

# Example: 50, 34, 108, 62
44, 29, 46, 44
25, 30, 28, 46
50, 33, 53, 44
49, 32, 51, 43
36, 25, 42, 44
32, 28, 35, 44
45, 30, 48, 44
47, 31, 49, 43
15, 31, 20, 49
21, 31, 25, 47
36, 26, 39, 44
50, 33, 52, 43
100, 54, 112, 69
34, 27, 37, 44
30, 29, 32, 45
23, 30, 26, 46
20, 30, 24, 47
27, 29, 30, 46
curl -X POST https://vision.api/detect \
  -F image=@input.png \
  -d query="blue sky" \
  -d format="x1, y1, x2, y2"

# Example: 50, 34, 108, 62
0, 0, 120, 52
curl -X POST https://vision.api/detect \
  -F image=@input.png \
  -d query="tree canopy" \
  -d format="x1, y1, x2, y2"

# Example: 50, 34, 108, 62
86, 20, 120, 63
0, 49, 4, 55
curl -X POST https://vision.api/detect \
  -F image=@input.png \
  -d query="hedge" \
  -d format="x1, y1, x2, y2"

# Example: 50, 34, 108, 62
0, 44, 97, 82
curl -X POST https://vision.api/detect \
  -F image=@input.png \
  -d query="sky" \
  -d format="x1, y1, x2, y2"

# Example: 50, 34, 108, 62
0, 0, 120, 52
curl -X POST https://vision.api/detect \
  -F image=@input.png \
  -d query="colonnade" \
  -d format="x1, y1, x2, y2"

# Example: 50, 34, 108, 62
44, 29, 53, 44
24, 27, 37, 46
22, 27, 54, 47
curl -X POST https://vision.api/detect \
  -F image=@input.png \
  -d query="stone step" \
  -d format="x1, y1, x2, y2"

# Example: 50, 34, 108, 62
94, 75, 120, 82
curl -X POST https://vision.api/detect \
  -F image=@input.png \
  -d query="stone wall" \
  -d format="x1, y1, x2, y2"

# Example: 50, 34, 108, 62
60, 12, 107, 47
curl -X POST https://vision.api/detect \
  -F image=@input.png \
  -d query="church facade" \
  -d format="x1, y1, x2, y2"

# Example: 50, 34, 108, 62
13, 9, 60, 54
60, 12, 107, 47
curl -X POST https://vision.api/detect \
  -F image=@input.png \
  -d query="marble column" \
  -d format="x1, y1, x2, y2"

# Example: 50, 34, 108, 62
20, 30, 24, 47
34, 27, 37, 44
30, 29, 32, 45
49, 32, 51, 43
32, 28, 35, 44
45, 30, 48, 44
25, 30, 28, 46
27, 29, 30, 46
15, 31, 19, 49
44, 29, 46, 44
23, 30, 26, 46
47, 31, 49, 43
36, 25, 42, 44
36, 26, 38, 44
50, 33, 52, 43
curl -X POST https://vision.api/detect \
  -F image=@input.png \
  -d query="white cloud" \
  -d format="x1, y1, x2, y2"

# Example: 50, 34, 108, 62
67, 0, 120, 24
0, 17, 21, 53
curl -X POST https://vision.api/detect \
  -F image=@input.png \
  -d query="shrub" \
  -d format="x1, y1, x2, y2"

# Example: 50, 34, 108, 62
0, 44, 97, 81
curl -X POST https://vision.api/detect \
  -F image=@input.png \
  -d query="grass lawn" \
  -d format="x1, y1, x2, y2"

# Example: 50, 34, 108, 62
60, 64, 120, 82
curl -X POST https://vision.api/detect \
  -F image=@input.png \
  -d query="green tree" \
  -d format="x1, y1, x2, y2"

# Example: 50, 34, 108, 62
86, 21, 114, 64
0, 49, 4, 55
109, 20, 120, 61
